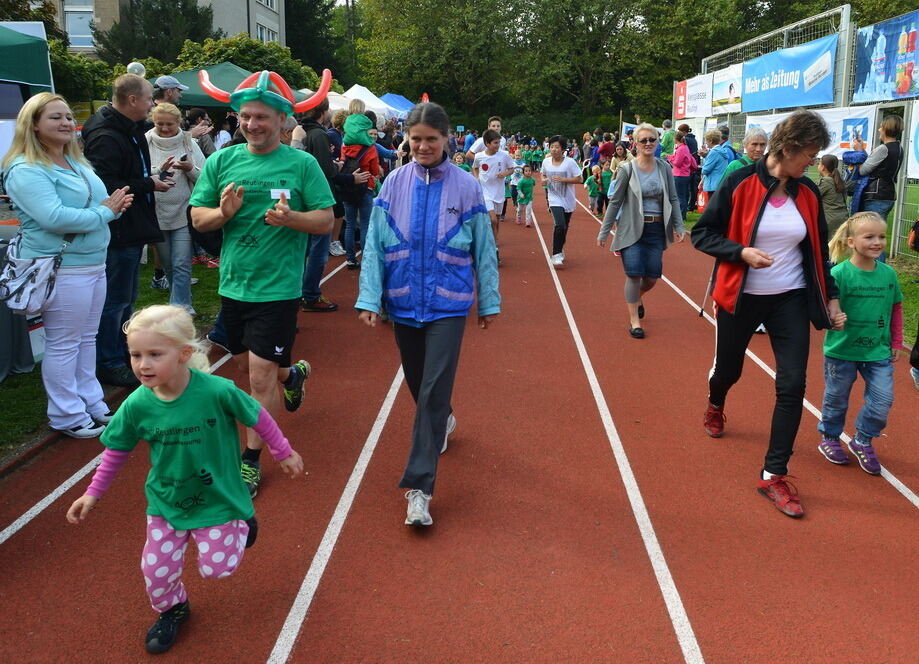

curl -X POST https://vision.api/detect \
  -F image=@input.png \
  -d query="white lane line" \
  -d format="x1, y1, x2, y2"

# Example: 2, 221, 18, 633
267, 366, 404, 664
577, 194, 919, 509
531, 207, 705, 664
661, 274, 919, 510
0, 254, 357, 545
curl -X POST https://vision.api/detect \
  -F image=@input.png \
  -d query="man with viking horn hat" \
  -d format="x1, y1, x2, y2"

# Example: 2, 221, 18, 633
190, 69, 335, 498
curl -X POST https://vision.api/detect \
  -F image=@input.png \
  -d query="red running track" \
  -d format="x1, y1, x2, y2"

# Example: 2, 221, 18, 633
0, 189, 917, 663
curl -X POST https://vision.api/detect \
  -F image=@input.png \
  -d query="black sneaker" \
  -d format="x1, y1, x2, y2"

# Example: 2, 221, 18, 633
56, 420, 106, 439
283, 360, 311, 412
97, 364, 140, 387
145, 601, 190, 654
240, 459, 261, 498
245, 516, 258, 548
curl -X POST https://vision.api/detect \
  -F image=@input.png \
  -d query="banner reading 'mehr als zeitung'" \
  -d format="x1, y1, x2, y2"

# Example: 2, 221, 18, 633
741, 34, 838, 113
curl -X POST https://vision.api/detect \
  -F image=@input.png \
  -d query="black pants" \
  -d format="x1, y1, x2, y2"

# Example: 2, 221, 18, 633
394, 316, 466, 495
596, 192, 609, 217
709, 289, 809, 476
550, 206, 572, 254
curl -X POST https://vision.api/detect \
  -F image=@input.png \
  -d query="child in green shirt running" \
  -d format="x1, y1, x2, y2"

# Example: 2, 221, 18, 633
67, 305, 304, 655
584, 165, 601, 215
597, 160, 613, 216
816, 212, 903, 475
515, 164, 536, 227
452, 151, 471, 172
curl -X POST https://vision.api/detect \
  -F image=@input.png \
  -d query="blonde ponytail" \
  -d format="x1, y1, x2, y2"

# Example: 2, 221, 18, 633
123, 305, 211, 371
828, 211, 884, 264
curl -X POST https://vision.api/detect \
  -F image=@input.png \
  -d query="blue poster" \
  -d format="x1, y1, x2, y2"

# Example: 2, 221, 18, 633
853, 10, 919, 103
741, 34, 838, 113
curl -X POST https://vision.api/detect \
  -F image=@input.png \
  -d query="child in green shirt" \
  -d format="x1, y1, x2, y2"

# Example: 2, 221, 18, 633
817, 212, 903, 475
515, 164, 536, 227
584, 165, 601, 215
598, 160, 613, 216
453, 151, 471, 172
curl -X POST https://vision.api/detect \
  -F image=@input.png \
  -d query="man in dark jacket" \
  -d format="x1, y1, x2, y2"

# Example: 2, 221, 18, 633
82, 74, 174, 386
297, 99, 368, 312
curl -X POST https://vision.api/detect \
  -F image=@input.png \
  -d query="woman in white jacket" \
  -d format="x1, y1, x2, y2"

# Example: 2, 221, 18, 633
145, 103, 206, 313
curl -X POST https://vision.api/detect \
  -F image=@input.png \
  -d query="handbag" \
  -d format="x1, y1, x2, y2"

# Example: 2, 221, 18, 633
0, 165, 93, 315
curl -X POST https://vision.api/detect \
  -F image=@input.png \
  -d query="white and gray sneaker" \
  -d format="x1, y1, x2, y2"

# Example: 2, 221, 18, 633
56, 420, 106, 439
441, 413, 456, 454
404, 489, 433, 527
551, 252, 564, 266
329, 240, 346, 257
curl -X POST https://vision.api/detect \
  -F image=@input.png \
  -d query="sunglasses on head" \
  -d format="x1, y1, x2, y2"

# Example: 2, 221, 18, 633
637, 137, 657, 144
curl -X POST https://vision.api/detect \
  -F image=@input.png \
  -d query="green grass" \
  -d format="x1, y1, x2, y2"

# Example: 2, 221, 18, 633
0, 257, 223, 459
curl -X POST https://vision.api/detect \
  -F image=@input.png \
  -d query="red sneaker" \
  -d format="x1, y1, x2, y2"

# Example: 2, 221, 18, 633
205, 257, 220, 268
757, 475, 804, 518
703, 402, 725, 438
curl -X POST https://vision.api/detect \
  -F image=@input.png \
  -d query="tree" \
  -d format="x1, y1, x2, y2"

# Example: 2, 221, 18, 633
285, 0, 341, 75
48, 39, 111, 101
176, 33, 321, 90
91, 0, 224, 66
0, 0, 69, 43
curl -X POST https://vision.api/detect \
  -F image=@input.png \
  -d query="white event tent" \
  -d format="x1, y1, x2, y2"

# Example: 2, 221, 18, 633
343, 84, 401, 126
298, 89, 352, 113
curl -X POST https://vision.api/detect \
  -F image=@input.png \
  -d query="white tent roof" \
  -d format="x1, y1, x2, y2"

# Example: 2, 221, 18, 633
298, 89, 352, 113
343, 84, 400, 126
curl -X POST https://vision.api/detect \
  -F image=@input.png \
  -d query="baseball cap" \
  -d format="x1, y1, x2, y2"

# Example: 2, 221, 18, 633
154, 75, 189, 91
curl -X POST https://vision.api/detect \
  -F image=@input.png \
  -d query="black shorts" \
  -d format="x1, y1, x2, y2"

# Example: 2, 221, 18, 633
333, 201, 345, 218
220, 296, 299, 367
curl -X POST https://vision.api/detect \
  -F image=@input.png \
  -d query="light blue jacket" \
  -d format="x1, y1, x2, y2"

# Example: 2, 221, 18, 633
356, 156, 500, 322
701, 143, 733, 192
5, 155, 115, 266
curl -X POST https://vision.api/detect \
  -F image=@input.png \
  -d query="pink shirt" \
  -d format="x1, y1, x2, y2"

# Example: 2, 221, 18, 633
668, 143, 695, 177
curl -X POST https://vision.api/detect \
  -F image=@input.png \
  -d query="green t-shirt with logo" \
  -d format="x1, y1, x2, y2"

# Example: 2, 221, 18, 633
189, 143, 335, 302
823, 260, 902, 362
517, 177, 535, 204
600, 169, 613, 193
585, 175, 600, 197
101, 369, 262, 529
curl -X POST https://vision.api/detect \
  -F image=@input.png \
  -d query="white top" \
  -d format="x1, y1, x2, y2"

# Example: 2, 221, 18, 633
469, 135, 507, 154
214, 130, 232, 150
744, 197, 807, 295
473, 150, 514, 203
541, 156, 581, 212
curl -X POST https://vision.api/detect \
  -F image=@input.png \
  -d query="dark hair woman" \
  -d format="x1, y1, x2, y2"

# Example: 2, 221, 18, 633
817, 154, 848, 238
355, 102, 500, 528
691, 110, 844, 519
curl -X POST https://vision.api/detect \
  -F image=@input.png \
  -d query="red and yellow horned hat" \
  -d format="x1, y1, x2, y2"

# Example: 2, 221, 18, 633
199, 68, 333, 115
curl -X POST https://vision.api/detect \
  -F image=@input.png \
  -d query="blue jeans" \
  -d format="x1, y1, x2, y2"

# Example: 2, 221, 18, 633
620, 221, 666, 278
155, 226, 193, 311
861, 199, 894, 263
674, 175, 690, 220
96, 245, 142, 368
301, 232, 331, 301
343, 189, 373, 262
818, 356, 894, 442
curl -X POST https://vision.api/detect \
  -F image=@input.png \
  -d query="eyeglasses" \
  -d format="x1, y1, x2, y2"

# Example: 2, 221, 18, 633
637, 137, 657, 144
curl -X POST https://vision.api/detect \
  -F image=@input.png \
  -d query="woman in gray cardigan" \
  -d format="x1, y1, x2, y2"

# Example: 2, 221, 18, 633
597, 123, 685, 338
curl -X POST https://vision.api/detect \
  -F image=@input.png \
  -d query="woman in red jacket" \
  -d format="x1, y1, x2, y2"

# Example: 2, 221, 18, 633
691, 110, 844, 519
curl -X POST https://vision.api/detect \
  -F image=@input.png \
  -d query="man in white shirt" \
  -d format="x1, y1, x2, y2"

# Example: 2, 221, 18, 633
472, 129, 514, 264
466, 116, 507, 159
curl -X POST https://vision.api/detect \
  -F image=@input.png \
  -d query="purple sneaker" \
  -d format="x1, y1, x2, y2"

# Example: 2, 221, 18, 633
817, 437, 849, 465
846, 437, 881, 475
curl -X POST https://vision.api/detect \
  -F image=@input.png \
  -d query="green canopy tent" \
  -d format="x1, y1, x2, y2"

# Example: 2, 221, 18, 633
153, 62, 306, 109
0, 24, 53, 113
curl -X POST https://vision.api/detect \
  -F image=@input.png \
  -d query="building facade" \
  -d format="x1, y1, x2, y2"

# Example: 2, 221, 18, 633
59, 0, 285, 54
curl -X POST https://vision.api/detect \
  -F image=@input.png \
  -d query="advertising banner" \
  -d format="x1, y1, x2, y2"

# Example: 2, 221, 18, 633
712, 64, 743, 114
744, 104, 878, 159
908, 100, 919, 178
741, 34, 838, 113
675, 74, 712, 119
853, 10, 919, 103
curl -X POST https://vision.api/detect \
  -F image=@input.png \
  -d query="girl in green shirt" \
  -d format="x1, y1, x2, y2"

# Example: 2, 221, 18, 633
452, 151, 471, 172
515, 165, 536, 227
584, 165, 601, 215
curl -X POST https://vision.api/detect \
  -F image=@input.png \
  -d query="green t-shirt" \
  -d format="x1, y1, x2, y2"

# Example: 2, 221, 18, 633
585, 175, 600, 197
823, 260, 903, 362
522, 149, 532, 162
517, 177, 535, 204
533, 149, 544, 161
723, 156, 754, 178
457, 163, 472, 172
101, 369, 262, 529
188, 143, 336, 302
600, 169, 613, 192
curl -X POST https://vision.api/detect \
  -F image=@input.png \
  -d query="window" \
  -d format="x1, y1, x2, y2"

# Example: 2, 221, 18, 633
257, 0, 276, 10
256, 24, 278, 43
63, 0, 94, 48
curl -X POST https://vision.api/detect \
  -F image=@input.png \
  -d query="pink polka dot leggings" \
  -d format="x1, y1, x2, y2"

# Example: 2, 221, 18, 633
141, 515, 249, 613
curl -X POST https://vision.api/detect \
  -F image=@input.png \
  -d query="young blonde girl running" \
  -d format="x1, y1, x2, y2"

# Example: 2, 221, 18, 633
817, 212, 903, 474
516, 164, 535, 227
67, 305, 303, 654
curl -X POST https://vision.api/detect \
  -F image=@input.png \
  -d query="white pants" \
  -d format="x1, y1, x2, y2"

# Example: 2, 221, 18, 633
41, 265, 108, 429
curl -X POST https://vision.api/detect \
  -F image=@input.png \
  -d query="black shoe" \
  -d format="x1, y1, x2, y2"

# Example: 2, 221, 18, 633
145, 601, 190, 654
629, 327, 645, 339
346, 260, 360, 270
240, 458, 261, 498
97, 364, 140, 387
282, 360, 311, 412
245, 516, 259, 548
638, 303, 645, 319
